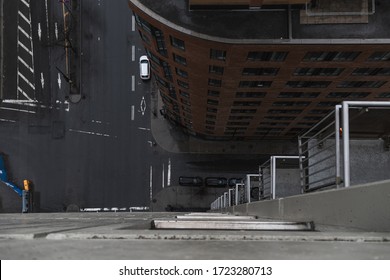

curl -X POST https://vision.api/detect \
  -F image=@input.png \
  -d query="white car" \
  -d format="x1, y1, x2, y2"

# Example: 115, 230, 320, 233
139, 55, 150, 80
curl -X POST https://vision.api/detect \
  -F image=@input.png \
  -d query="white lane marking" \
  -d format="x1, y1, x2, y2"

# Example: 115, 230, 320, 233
162, 163, 165, 189
54, 22, 58, 40
131, 105, 135, 121
45, 0, 49, 40
21, 0, 29, 8
18, 73, 35, 90
18, 56, 34, 72
138, 127, 150, 131
68, 128, 114, 138
40, 72, 44, 88
18, 41, 33, 56
132, 15, 135, 31
0, 106, 35, 114
167, 158, 171, 187
17, 86, 34, 101
57, 73, 62, 89
18, 25, 31, 40
150, 165, 153, 202
132, 45, 135, 61
91, 120, 110, 125
18, 11, 30, 24
140, 96, 146, 115
37, 23, 42, 41
131, 75, 135, 91
0, 118, 17, 123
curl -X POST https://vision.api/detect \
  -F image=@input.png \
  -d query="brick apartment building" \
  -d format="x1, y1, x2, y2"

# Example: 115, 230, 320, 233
128, 0, 390, 140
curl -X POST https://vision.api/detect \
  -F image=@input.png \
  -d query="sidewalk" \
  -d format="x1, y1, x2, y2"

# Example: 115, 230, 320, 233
150, 86, 298, 155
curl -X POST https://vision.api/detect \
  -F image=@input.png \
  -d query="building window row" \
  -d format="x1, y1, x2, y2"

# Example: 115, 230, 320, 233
247, 51, 288, 62
303, 51, 360, 62
352, 68, 390, 76
209, 65, 224, 75
239, 81, 272, 88
236, 92, 267, 98
278, 92, 319, 98
294, 68, 344, 76
242, 67, 279, 76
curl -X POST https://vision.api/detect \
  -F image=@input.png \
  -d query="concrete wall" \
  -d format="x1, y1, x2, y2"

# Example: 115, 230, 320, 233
230, 179, 390, 231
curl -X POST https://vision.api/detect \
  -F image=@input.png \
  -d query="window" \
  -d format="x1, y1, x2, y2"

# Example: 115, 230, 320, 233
272, 101, 310, 107
168, 85, 177, 99
337, 81, 386, 88
152, 28, 167, 57
170, 36, 185, 50
239, 81, 272, 88
227, 122, 250, 126
210, 49, 226, 60
264, 116, 296, 120
173, 53, 187, 65
377, 92, 390, 98
207, 99, 219, 106
229, 116, 254, 120
309, 109, 331, 114
207, 107, 218, 113
206, 120, 215, 125
176, 68, 188, 78
134, 14, 151, 33
155, 75, 168, 88
268, 109, 302, 114
233, 101, 261, 106
138, 31, 151, 44
368, 52, 390, 61
181, 98, 190, 106
209, 65, 224, 75
206, 114, 216, 120
327, 92, 369, 98
179, 90, 189, 98
317, 101, 339, 107
242, 68, 279, 76
294, 68, 344, 76
177, 79, 189, 89
352, 68, 390, 76
278, 92, 319, 98
208, 78, 222, 87
162, 62, 172, 81
208, 90, 220, 97
231, 109, 257, 114
236, 92, 266, 98
286, 81, 331, 88
303, 51, 360, 61
260, 122, 289, 127
247, 51, 288, 62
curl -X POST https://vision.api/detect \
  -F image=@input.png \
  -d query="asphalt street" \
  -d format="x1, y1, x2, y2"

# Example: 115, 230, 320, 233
0, 0, 261, 212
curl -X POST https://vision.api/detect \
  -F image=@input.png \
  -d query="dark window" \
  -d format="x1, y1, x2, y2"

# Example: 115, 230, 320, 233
205, 126, 215, 131
229, 116, 254, 120
303, 116, 322, 121
227, 122, 250, 126
207, 107, 218, 113
260, 122, 289, 127
207, 99, 219, 106
152, 28, 167, 57
317, 101, 339, 107
239, 81, 272, 88
181, 98, 190, 106
206, 120, 215, 125
173, 53, 187, 65
208, 78, 222, 87
179, 90, 189, 98
327, 92, 369, 98
242, 68, 279, 76
206, 114, 216, 120
146, 49, 162, 65
268, 109, 302, 114
278, 92, 319, 98
265, 116, 296, 120
155, 75, 168, 88
177, 79, 189, 89
233, 101, 261, 106
168, 85, 177, 99
377, 92, 390, 98
352, 68, 390, 76
209, 65, 224, 75
170, 36, 185, 50
208, 90, 220, 97
162, 62, 172, 81
236, 92, 266, 98
303, 51, 360, 61
368, 52, 390, 61
176, 68, 188, 78
247, 51, 288, 62
286, 81, 331, 88
337, 81, 386, 88
309, 109, 331, 114
231, 109, 257, 114
272, 101, 310, 107
210, 49, 226, 60
294, 68, 344, 76
134, 14, 151, 33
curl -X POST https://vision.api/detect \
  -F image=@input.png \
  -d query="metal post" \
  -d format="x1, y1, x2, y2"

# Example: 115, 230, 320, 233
342, 102, 350, 187
298, 137, 305, 193
271, 156, 276, 199
245, 175, 251, 203
235, 185, 239, 205
335, 105, 341, 188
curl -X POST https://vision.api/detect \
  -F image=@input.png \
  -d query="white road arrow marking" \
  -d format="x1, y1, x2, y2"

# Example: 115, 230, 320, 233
167, 158, 171, 187
37, 23, 42, 41
140, 96, 146, 116
57, 73, 62, 89
40, 72, 44, 88
54, 22, 58, 40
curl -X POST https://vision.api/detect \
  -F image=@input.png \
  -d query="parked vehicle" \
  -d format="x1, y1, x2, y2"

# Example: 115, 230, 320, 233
179, 176, 203, 186
228, 177, 243, 187
139, 55, 150, 80
205, 177, 227, 187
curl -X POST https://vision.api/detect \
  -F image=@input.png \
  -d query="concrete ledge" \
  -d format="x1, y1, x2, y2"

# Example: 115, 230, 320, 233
230, 180, 390, 231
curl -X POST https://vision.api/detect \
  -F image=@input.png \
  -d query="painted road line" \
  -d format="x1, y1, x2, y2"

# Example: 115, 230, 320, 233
162, 163, 165, 189
18, 25, 31, 40
21, 0, 29, 8
18, 56, 34, 72
18, 41, 33, 56
0, 106, 35, 114
18, 10, 30, 24
57, 73, 62, 89
45, 0, 49, 40
167, 158, 171, 186
132, 75, 135, 91
150, 165, 153, 202
132, 15, 135, 31
132, 45, 135, 61
17, 86, 34, 101
40, 72, 44, 89
0, 118, 17, 123
68, 128, 112, 138
37, 23, 42, 41
54, 22, 58, 40
18, 72, 35, 90
140, 96, 146, 115
138, 127, 150, 131
131, 105, 135, 120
